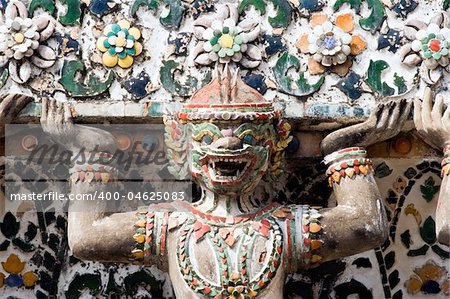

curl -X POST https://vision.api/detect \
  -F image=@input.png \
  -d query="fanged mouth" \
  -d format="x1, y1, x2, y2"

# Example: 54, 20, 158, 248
201, 154, 254, 183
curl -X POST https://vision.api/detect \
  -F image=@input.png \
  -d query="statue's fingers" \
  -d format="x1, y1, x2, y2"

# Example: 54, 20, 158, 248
55, 101, 64, 124
48, 99, 55, 122
40, 98, 48, 125
413, 98, 423, 132
63, 103, 73, 124
376, 102, 393, 130
422, 87, 433, 125
387, 100, 403, 130
431, 94, 444, 127
0, 94, 16, 118
443, 105, 450, 130
399, 100, 413, 126
13, 95, 32, 116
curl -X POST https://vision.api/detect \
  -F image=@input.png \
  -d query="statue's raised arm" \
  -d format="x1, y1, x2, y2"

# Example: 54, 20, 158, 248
40, 98, 168, 269
414, 87, 450, 245
316, 100, 412, 262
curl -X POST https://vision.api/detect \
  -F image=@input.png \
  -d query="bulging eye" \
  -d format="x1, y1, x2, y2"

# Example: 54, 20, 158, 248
242, 134, 255, 145
201, 134, 213, 145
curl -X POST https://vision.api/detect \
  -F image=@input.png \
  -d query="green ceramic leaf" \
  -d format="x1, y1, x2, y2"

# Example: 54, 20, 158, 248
420, 176, 440, 202
59, 0, 82, 25
364, 60, 395, 96
238, 0, 266, 14
160, 0, 185, 29
59, 60, 115, 97
160, 60, 199, 97
0, 67, 9, 90
273, 52, 324, 97
444, 0, 450, 10
407, 244, 429, 256
393, 73, 406, 94
431, 244, 449, 259
65, 273, 102, 299
420, 216, 436, 245
400, 230, 411, 248
359, 0, 386, 33
333, 0, 362, 12
0, 240, 10, 251
124, 270, 164, 297
374, 162, 392, 178
24, 222, 38, 242
29, 0, 56, 15
131, 0, 159, 16
104, 269, 123, 296
268, 0, 293, 29
1, 211, 19, 239
12, 237, 35, 252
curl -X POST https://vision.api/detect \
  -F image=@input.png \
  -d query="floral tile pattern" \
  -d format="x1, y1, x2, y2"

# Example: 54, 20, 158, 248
0, 0, 449, 298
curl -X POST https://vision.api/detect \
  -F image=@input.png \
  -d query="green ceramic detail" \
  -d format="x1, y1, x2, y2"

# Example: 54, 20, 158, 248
393, 73, 406, 94
131, 0, 184, 29
407, 244, 429, 257
28, 0, 56, 15
364, 60, 395, 96
160, 0, 185, 29
273, 52, 324, 97
59, 60, 115, 97
0, 68, 9, 90
160, 60, 199, 97
238, 0, 291, 29
65, 273, 102, 298
374, 162, 392, 178
431, 245, 450, 259
420, 176, 440, 202
359, 0, 386, 33
268, 0, 293, 29
444, 0, 450, 10
59, 0, 81, 25
420, 216, 436, 245
333, 0, 362, 12
131, 0, 158, 15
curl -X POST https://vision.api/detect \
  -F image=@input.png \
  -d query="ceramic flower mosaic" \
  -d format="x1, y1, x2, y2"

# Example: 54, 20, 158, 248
0, 0, 56, 83
297, 13, 366, 76
193, 4, 262, 68
0, 254, 38, 288
401, 13, 450, 85
96, 20, 143, 69
0, 0, 450, 299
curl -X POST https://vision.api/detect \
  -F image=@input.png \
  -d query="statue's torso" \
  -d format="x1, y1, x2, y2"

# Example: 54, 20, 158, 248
144, 203, 321, 298
167, 206, 285, 299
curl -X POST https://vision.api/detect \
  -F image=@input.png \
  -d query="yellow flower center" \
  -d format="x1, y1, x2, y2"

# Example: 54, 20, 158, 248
116, 37, 126, 47
219, 34, 234, 48
14, 33, 25, 44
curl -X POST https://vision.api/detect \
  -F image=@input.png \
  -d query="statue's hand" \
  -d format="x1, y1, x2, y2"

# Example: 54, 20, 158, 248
0, 94, 34, 137
321, 99, 412, 155
40, 98, 117, 152
414, 87, 450, 151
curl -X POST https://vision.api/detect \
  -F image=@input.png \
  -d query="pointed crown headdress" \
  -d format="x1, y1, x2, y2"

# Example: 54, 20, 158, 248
178, 65, 279, 123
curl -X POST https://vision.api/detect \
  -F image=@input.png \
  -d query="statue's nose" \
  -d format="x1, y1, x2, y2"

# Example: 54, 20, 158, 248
211, 137, 243, 150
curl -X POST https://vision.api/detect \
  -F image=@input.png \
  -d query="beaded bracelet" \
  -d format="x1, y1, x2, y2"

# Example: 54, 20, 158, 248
324, 147, 373, 186
441, 154, 450, 177
323, 147, 367, 165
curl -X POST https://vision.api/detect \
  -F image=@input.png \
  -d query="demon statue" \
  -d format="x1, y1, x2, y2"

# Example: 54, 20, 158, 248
39, 65, 423, 299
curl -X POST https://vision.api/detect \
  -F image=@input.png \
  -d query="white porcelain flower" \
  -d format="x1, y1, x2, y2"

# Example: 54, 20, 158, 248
0, 1, 56, 84
410, 23, 450, 70
307, 21, 352, 67
193, 4, 262, 68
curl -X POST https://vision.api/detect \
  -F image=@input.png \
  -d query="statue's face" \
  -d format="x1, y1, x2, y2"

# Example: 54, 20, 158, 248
188, 121, 277, 195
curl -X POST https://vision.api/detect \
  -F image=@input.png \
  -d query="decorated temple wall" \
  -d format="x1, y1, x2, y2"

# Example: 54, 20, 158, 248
0, 0, 449, 298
